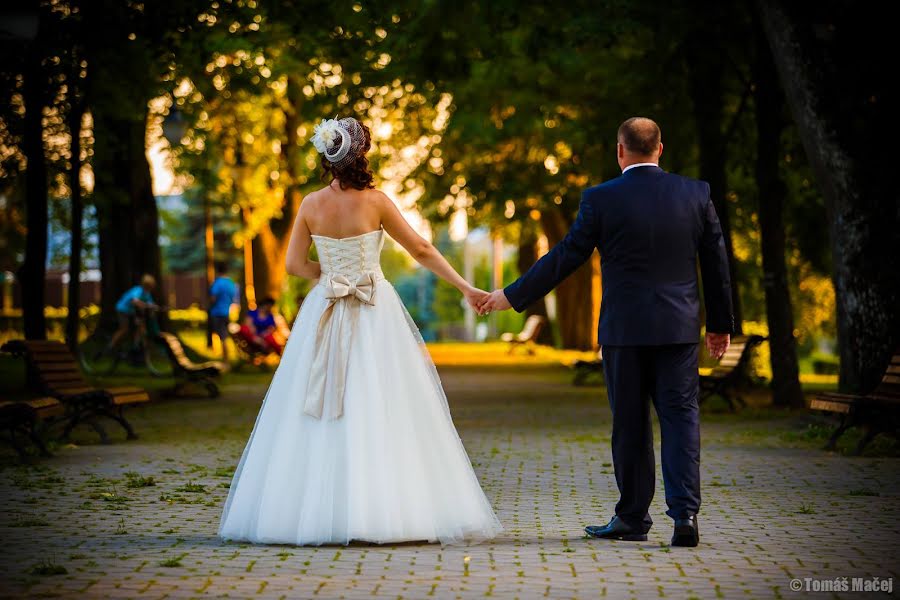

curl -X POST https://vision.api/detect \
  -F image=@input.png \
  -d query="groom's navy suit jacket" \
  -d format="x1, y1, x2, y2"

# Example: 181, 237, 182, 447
505, 165, 734, 345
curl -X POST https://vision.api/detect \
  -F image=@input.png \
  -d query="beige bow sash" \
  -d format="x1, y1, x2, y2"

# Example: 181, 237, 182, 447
304, 272, 378, 420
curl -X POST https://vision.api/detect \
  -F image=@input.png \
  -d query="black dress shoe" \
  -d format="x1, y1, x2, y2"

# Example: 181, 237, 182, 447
584, 516, 648, 541
671, 515, 699, 547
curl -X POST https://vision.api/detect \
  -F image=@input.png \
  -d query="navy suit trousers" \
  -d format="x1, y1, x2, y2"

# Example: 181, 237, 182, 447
602, 343, 701, 531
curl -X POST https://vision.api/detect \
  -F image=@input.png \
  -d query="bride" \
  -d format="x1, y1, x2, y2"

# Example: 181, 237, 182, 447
218, 116, 503, 546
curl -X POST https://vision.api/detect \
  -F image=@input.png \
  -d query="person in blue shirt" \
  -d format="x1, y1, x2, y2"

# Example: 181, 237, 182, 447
208, 261, 239, 362
110, 274, 158, 349
237, 296, 283, 355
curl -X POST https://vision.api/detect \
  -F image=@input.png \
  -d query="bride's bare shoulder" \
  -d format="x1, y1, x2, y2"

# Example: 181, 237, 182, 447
305, 186, 332, 201
299, 187, 330, 211
366, 188, 393, 207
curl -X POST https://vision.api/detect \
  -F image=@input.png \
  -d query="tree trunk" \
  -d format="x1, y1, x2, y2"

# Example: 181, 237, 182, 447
65, 93, 85, 351
93, 107, 163, 330
82, 0, 163, 331
20, 32, 48, 340
516, 226, 553, 345
252, 75, 305, 302
757, 0, 900, 392
204, 197, 214, 348
540, 205, 596, 350
252, 225, 290, 301
686, 42, 744, 334
753, 27, 803, 408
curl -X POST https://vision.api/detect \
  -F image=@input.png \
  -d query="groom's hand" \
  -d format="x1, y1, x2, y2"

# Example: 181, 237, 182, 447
478, 289, 512, 315
463, 286, 489, 313
706, 332, 730, 360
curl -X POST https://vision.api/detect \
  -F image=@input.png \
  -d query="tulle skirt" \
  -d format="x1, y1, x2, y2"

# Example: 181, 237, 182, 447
218, 279, 503, 546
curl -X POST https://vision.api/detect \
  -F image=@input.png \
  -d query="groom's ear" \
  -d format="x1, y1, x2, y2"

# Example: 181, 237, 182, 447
657, 142, 664, 159
616, 143, 624, 159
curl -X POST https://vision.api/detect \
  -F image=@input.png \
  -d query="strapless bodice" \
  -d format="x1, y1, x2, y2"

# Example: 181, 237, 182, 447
307, 229, 386, 421
312, 229, 385, 280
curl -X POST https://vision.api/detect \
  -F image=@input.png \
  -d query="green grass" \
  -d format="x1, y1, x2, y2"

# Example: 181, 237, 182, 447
174, 481, 207, 493
12, 518, 50, 527
124, 472, 157, 488
115, 518, 129, 535
88, 486, 130, 504
158, 553, 187, 568
28, 560, 67, 576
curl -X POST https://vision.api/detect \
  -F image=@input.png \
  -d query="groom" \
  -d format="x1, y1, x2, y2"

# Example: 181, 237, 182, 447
478, 117, 733, 547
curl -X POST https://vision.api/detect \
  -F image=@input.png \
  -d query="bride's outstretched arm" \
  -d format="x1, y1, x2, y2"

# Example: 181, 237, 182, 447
285, 201, 321, 279
377, 191, 486, 307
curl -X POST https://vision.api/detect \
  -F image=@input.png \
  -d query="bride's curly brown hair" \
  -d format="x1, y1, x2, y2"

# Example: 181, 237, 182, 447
320, 121, 375, 190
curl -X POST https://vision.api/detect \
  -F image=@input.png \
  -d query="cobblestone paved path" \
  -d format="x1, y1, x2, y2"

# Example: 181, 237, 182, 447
1, 365, 898, 599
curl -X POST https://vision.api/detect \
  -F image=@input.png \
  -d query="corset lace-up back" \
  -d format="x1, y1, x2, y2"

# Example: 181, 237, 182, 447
312, 229, 385, 280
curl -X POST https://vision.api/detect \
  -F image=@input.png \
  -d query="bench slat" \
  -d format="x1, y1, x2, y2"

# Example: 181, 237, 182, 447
810, 398, 852, 413
35, 363, 82, 373
28, 352, 74, 362
868, 391, 900, 403
875, 382, 900, 394
52, 385, 98, 394
23, 341, 67, 348
112, 392, 151, 405
1, 397, 64, 418
41, 371, 86, 381
106, 386, 148, 395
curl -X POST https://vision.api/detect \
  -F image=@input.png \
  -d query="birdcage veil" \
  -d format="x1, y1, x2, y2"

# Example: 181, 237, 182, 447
311, 117, 367, 169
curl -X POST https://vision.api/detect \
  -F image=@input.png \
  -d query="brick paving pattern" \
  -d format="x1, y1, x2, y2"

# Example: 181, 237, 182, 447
1, 366, 898, 599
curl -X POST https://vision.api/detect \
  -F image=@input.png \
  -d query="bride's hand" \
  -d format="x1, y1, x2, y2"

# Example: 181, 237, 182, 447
463, 286, 489, 315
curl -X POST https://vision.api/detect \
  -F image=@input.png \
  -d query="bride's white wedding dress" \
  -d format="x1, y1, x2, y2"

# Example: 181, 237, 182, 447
218, 229, 502, 545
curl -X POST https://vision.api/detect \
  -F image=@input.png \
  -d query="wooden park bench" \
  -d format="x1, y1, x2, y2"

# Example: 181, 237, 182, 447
810, 348, 900, 454
699, 334, 767, 410
1, 339, 151, 444
0, 396, 65, 458
157, 332, 225, 398
500, 315, 547, 355
573, 350, 603, 386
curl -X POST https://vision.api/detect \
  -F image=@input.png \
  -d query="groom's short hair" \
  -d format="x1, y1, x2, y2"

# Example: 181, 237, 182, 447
618, 117, 661, 156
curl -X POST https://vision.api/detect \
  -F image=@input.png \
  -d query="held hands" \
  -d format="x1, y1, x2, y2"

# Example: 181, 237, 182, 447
476, 289, 512, 316
463, 286, 490, 313
706, 332, 730, 360
461, 286, 512, 316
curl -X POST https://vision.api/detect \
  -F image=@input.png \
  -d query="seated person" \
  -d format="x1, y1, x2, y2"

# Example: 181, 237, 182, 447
238, 297, 283, 355
110, 274, 158, 350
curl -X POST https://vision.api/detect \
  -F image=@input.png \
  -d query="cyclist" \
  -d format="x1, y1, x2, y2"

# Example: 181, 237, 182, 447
109, 274, 159, 351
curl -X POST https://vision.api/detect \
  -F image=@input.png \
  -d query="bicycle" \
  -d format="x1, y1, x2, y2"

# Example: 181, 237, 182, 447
79, 306, 173, 377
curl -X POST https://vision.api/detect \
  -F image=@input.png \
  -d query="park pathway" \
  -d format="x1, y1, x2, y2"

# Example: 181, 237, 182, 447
1, 365, 898, 599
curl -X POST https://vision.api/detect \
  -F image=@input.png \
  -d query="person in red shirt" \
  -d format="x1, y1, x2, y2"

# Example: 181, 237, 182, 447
238, 297, 283, 355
